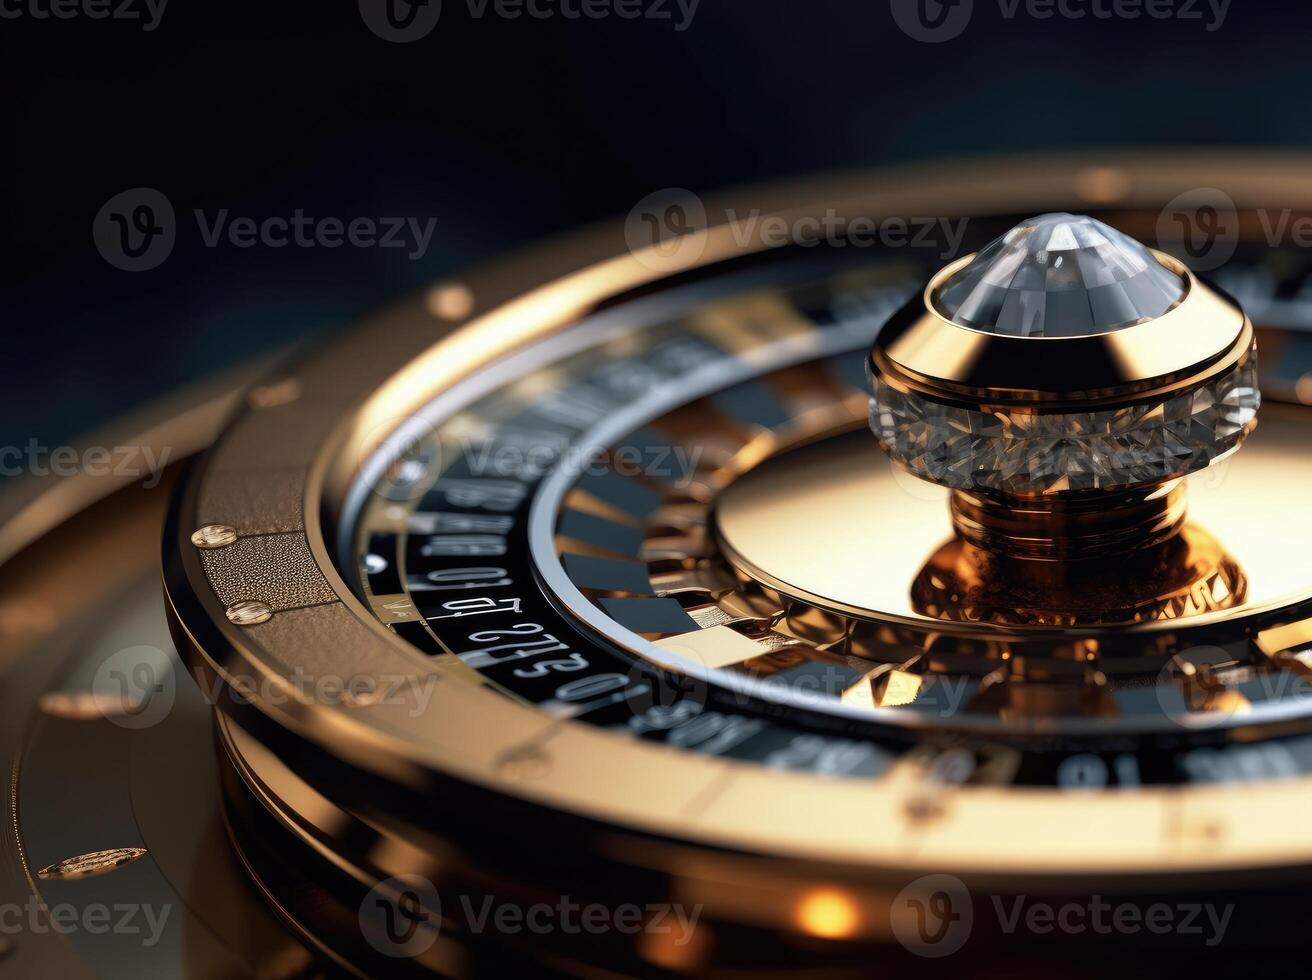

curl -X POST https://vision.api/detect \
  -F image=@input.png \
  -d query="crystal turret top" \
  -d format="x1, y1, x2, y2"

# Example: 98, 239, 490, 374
934, 213, 1186, 338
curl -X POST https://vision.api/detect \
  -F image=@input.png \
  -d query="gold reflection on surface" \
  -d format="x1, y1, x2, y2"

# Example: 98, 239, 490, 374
881, 256, 1246, 404
795, 889, 861, 939
910, 526, 1246, 626
714, 407, 1312, 629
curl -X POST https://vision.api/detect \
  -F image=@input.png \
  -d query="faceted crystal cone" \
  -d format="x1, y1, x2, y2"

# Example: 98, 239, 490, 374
869, 212, 1259, 496
935, 212, 1186, 337
869, 356, 1260, 494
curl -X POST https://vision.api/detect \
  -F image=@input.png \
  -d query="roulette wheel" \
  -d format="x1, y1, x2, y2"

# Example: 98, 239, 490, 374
6, 151, 1312, 977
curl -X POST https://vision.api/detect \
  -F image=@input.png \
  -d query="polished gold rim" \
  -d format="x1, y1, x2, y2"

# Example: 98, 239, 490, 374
165, 152, 1312, 879
874, 253, 1250, 408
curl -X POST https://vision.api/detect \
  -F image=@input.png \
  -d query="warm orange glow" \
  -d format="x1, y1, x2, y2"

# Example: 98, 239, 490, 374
638, 921, 709, 970
424, 282, 476, 321
1296, 371, 1312, 405
1074, 165, 1130, 204
796, 889, 860, 939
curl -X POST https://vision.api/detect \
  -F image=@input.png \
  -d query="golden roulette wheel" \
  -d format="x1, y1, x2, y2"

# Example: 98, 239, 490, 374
7, 152, 1312, 977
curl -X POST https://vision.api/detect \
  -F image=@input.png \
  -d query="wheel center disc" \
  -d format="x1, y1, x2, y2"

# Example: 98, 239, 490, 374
714, 411, 1312, 634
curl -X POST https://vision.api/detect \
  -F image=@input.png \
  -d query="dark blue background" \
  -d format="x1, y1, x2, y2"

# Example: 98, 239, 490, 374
2, 0, 1307, 456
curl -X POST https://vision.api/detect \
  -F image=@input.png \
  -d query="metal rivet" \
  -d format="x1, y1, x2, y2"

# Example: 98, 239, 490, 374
38, 690, 128, 721
226, 600, 273, 626
343, 683, 386, 709
191, 524, 238, 549
247, 378, 302, 409
37, 847, 148, 880
425, 282, 475, 321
